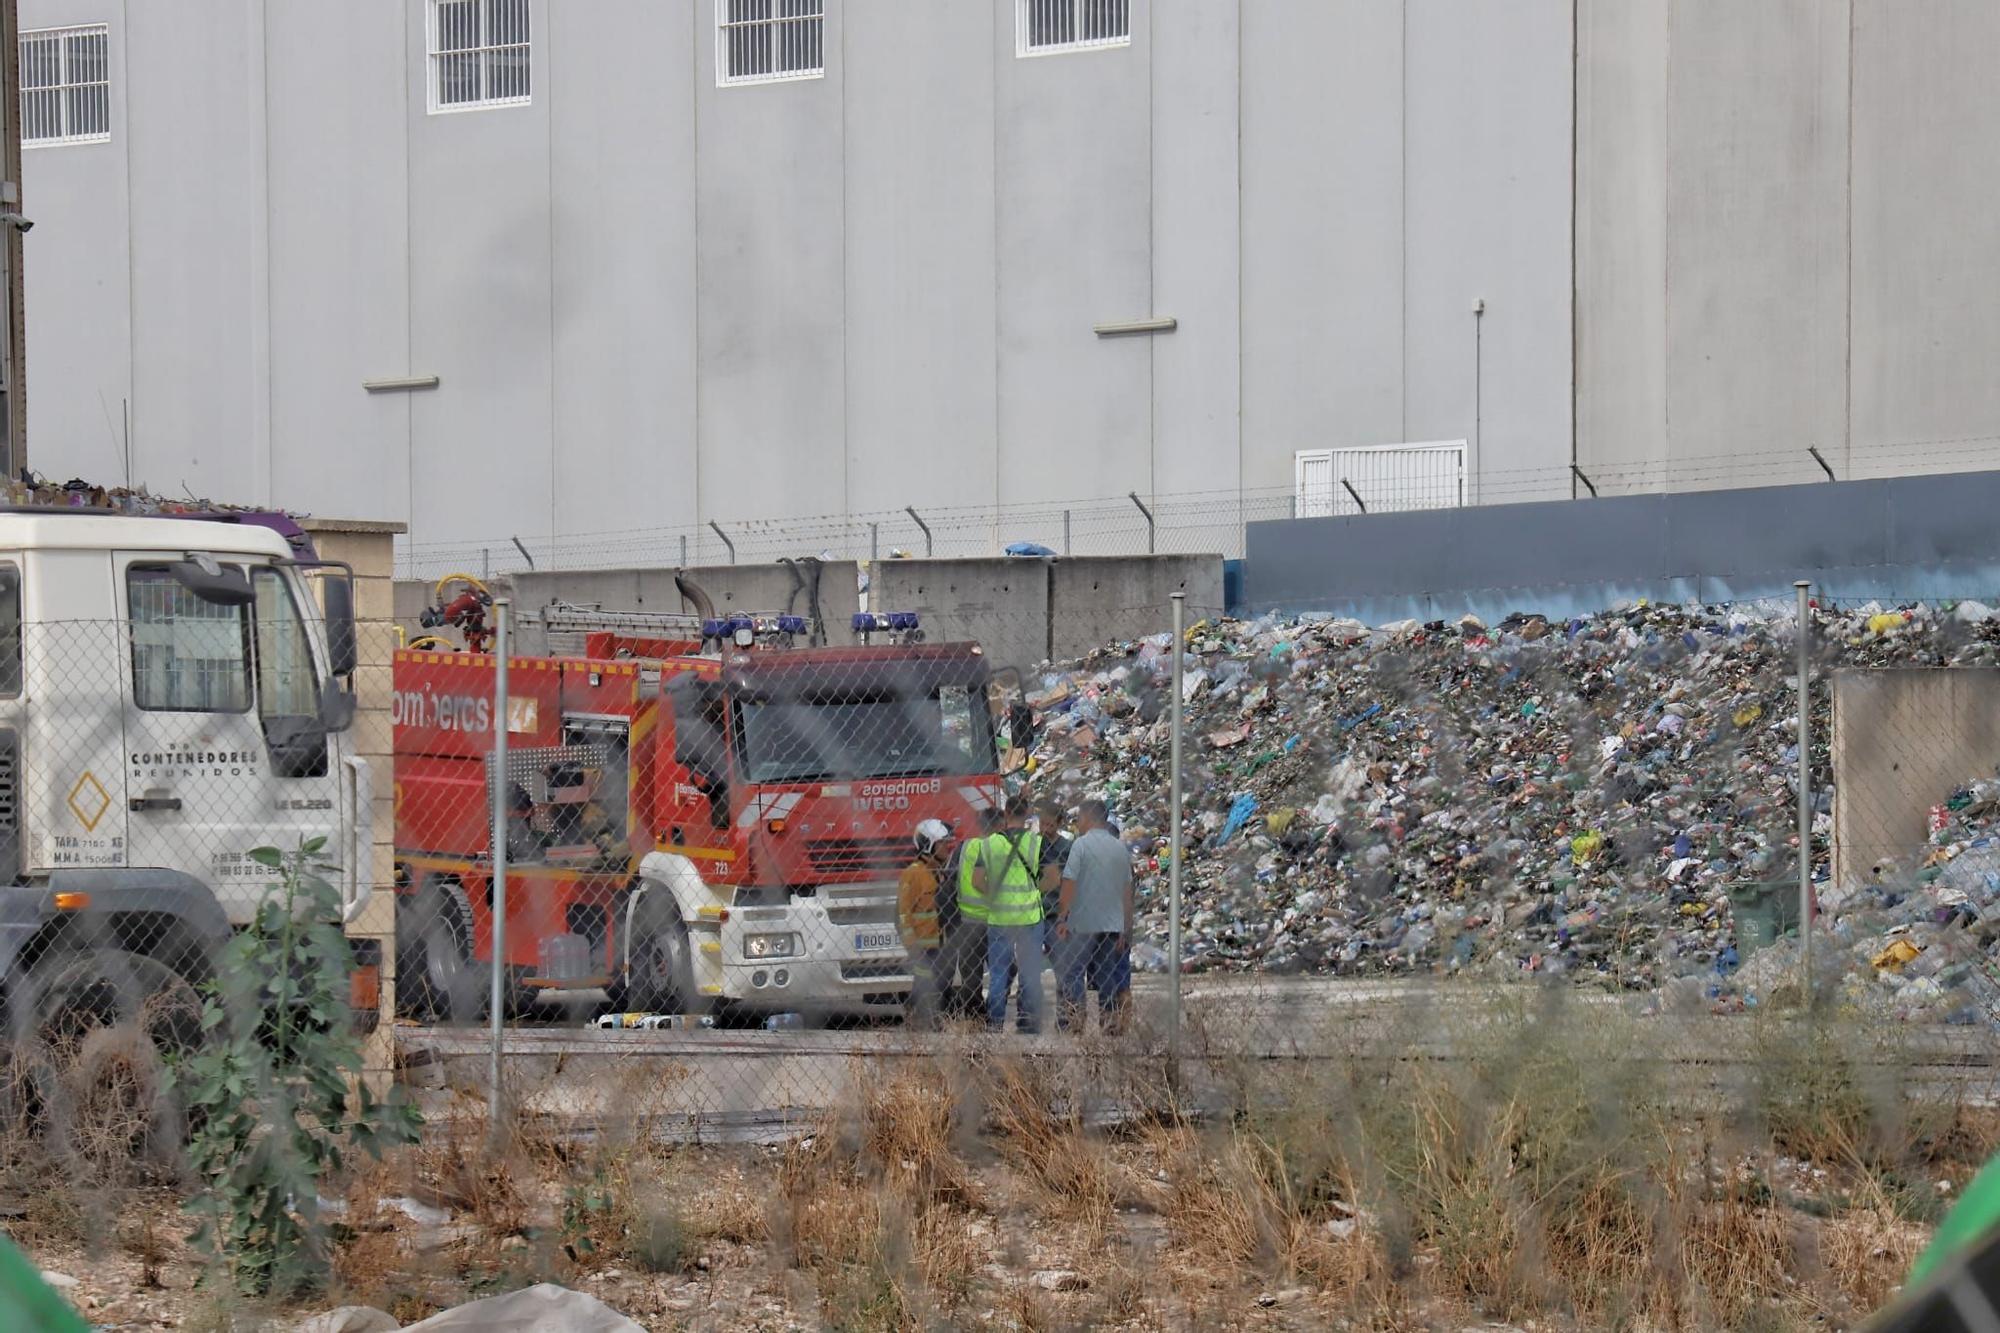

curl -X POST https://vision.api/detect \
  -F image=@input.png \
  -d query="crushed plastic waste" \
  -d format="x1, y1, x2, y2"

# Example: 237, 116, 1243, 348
1019, 598, 2000, 1009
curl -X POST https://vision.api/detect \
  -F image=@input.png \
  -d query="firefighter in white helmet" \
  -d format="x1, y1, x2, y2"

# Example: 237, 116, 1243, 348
899, 819, 955, 1029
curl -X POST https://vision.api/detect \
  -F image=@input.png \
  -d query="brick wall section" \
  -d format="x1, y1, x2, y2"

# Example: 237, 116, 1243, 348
301, 518, 404, 1089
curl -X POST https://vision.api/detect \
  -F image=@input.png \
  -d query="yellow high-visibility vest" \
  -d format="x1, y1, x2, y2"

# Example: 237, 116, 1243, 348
981, 830, 1044, 927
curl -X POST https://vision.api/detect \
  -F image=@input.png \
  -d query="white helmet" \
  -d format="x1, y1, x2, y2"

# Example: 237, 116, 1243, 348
914, 819, 953, 857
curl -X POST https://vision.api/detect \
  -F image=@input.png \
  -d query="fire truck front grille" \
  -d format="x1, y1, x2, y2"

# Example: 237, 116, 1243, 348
840, 962, 910, 983
805, 838, 909, 875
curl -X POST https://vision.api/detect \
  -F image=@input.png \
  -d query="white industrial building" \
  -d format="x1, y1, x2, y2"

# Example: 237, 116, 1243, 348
13, 1, 2000, 571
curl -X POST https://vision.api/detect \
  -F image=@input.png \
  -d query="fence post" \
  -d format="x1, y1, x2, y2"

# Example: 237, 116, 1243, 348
1130, 492, 1155, 554
709, 521, 735, 565
679, 533, 688, 566
488, 598, 510, 1128
1168, 591, 1185, 1072
1063, 509, 1071, 555
1796, 579, 1812, 1005
906, 507, 932, 558
870, 521, 879, 563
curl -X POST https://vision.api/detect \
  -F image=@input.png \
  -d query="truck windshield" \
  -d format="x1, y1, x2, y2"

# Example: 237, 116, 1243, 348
736, 684, 996, 785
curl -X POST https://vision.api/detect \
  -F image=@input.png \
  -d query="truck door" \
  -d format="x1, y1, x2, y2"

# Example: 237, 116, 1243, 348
120, 558, 342, 916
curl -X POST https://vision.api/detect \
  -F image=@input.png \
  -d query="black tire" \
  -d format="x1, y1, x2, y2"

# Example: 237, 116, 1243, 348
13, 947, 199, 1174
626, 912, 705, 1017
17, 947, 202, 1058
397, 884, 479, 1022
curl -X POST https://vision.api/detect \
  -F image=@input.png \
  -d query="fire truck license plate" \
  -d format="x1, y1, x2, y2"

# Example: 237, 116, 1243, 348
854, 929, 898, 952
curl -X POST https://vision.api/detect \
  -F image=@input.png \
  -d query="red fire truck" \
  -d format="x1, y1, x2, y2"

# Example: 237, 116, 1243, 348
392, 600, 1003, 1020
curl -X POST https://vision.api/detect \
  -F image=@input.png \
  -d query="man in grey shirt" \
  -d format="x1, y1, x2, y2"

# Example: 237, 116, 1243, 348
1055, 798, 1135, 1034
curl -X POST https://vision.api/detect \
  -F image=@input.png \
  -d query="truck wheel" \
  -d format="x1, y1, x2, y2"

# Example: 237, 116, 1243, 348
15, 947, 199, 1164
19, 947, 201, 1057
398, 886, 478, 1022
628, 916, 704, 1017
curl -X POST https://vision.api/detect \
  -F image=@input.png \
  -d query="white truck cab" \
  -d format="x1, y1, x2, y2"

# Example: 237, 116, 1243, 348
0, 512, 367, 1031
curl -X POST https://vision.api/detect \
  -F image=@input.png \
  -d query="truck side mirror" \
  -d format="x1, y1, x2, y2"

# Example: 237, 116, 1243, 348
318, 689, 357, 733
169, 556, 254, 607
320, 573, 358, 678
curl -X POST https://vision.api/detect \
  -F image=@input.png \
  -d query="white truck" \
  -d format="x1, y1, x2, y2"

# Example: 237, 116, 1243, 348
0, 511, 369, 1041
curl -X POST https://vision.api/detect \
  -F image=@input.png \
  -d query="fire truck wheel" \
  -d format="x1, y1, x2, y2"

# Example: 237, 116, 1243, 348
628, 915, 704, 1017
398, 885, 478, 1022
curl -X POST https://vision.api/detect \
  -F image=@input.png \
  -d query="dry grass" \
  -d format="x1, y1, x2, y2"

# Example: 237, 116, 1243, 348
5, 993, 1992, 1331
979, 1056, 1123, 1236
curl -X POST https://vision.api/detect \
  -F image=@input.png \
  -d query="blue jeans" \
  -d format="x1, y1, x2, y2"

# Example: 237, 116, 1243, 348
986, 925, 1045, 1033
1057, 932, 1131, 1032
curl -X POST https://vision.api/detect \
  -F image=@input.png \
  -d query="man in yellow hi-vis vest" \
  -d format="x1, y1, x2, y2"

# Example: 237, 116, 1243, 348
974, 795, 1045, 1033
939, 808, 997, 1022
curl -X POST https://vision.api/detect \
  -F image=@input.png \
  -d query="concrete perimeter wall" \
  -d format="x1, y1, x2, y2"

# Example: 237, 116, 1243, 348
1831, 669, 2000, 892
1245, 469, 2000, 624
398, 555, 1222, 672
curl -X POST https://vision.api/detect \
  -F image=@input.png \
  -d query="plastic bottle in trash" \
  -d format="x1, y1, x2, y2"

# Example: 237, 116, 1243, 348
763, 1013, 806, 1031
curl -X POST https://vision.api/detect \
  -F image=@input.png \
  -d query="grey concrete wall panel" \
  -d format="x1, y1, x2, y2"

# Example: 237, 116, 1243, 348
18, 1, 131, 481
508, 562, 861, 627
1246, 471, 2000, 623
1849, 3, 2000, 467
992, 2, 1151, 521
1573, 0, 1670, 481
1048, 555, 1224, 661
870, 557, 1050, 677
842, 0, 997, 515
1402, 0, 1573, 503
265, 1, 410, 527
1661, 0, 1849, 485
1831, 669, 2000, 891
1238, 0, 1403, 493
404, 0, 555, 552
1148, 0, 1240, 501
124, 3, 259, 500
1883, 474, 2000, 570
547, 1, 699, 541
694, 3, 846, 530
1658, 483, 1886, 585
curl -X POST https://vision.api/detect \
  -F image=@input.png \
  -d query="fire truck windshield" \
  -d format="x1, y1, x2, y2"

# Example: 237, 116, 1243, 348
736, 684, 996, 785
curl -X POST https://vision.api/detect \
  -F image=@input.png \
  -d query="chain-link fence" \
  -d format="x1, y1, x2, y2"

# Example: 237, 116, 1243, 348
17, 561, 2000, 1322
395, 438, 2000, 580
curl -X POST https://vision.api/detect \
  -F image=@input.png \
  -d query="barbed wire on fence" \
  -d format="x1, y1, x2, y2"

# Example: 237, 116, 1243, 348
396, 437, 2000, 579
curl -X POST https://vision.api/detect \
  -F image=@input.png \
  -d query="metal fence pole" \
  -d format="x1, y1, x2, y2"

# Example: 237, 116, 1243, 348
488, 598, 510, 1125
679, 534, 688, 566
1062, 509, 1071, 555
906, 506, 933, 558
1168, 591, 1185, 1067
870, 521, 879, 563
1796, 579, 1812, 1004
1130, 492, 1155, 554
709, 521, 735, 565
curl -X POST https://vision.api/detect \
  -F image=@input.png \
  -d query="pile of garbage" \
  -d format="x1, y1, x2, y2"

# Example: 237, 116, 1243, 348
1024, 600, 2000, 995
1788, 771, 2000, 1022
3, 472, 299, 516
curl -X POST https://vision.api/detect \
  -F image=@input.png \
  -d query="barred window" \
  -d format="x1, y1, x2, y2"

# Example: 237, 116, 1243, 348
718, 0, 824, 87
19, 24, 109, 146
428, 0, 530, 113
1017, 0, 1130, 56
